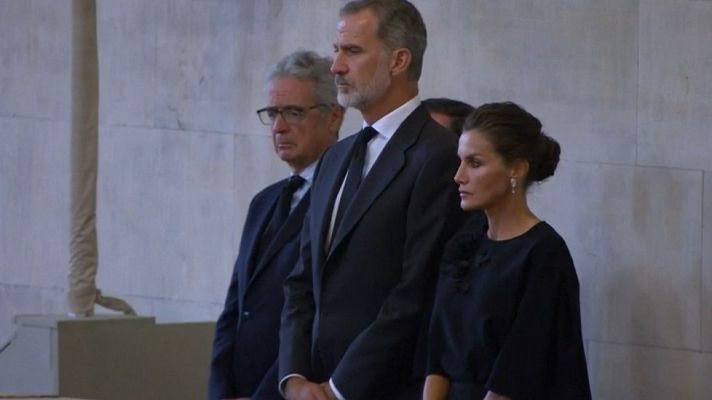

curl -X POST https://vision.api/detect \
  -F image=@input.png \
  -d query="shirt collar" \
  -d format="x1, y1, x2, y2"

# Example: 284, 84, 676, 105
363, 95, 421, 139
292, 161, 317, 184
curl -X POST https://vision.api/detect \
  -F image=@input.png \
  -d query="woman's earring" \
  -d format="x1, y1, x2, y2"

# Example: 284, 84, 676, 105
510, 177, 517, 194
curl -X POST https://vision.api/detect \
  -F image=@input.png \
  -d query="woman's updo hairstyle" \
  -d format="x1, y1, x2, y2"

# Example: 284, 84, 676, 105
462, 101, 560, 188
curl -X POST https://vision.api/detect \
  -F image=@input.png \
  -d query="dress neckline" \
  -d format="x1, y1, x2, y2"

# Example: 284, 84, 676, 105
482, 221, 546, 244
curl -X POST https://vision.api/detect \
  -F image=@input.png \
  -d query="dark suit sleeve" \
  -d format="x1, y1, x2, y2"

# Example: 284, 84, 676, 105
332, 148, 463, 398
208, 258, 241, 400
251, 359, 281, 399
279, 210, 316, 381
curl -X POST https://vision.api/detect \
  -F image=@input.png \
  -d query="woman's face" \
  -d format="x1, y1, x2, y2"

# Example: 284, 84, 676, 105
454, 129, 512, 211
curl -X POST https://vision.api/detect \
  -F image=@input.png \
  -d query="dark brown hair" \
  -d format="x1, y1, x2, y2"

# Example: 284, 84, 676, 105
423, 97, 475, 134
463, 102, 560, 187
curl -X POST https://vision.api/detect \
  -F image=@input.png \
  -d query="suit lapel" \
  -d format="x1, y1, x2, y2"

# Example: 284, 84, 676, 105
327, 105, 429, 258
248, 192, 310, 286
311, 141, 354, 262
239, 185, 281, 300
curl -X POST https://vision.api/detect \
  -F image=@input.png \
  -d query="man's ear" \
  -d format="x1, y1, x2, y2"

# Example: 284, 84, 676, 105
389, 48, 412, 77
329, 105, 345, 137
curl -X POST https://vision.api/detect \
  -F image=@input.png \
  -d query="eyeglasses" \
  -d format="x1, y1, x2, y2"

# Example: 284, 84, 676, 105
256, 104, 329, 125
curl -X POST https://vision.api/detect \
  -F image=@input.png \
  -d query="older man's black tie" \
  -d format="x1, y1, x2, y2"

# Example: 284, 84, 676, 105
334, 126, 378, 233
257, 175, 305, 260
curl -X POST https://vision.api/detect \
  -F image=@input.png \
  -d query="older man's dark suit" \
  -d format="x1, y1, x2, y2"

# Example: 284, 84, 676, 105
279, 105, 463, 399
210, 179, 309, 400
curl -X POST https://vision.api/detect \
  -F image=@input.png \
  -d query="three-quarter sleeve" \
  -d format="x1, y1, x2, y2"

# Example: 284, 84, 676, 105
426, 268, 452, 377
485, 239, 591, 399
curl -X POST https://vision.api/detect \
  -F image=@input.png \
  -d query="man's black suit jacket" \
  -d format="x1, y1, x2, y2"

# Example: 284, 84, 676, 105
210, 178, 309, 400
279, 105, 464, 399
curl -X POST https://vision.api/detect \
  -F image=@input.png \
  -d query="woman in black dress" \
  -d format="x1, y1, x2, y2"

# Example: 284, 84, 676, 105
424, 102, 591, 400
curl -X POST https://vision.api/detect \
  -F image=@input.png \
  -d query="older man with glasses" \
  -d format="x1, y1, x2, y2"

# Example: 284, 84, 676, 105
209, 50, 344, 400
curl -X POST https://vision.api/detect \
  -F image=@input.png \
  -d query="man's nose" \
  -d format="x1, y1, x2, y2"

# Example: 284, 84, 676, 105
331, 52, 347, 75
272, 113, 290, 133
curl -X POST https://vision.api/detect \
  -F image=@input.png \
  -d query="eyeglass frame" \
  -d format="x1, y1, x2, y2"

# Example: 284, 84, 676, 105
256, 104, 331, 125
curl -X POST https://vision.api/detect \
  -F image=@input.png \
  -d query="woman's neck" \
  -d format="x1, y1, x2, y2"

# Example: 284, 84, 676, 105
484, 198, 540, 241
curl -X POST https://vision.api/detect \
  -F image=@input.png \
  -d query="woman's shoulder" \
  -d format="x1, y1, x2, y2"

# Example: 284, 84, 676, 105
527, 222, 569, 251
527, 222, 580, 283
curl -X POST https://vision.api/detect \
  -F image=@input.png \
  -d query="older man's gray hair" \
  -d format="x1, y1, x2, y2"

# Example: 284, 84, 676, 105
268, 50, 337, 109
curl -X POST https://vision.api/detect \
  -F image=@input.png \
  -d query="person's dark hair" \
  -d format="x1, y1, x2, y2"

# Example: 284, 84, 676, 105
423, 97, 475, 134
463, 102, 560, 188
340, 0, 426, 81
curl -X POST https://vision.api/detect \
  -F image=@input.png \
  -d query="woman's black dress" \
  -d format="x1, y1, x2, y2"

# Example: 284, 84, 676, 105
427, 218, 592, 399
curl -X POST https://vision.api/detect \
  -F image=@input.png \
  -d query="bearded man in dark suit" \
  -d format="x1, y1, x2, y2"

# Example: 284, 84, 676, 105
209, 50, 344, 400
279, 2, 464, 399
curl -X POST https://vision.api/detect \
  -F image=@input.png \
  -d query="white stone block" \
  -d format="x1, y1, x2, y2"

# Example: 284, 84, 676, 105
638, 0, 712, 170
416, 0, 638, 164
97, 0, 161, 128
587, 341, 712, 400
0, 0, 70, 120
529, 161, 703, 349
0, 117, 70, 288
153, 0, 240, 134
703, 171, 712, 351
96, 126, 236, 304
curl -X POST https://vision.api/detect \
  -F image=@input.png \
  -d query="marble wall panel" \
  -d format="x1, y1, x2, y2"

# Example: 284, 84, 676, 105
529, 161, 702, 349
587, 341, 712, 400
0, 0, 70, 120
85, 293, 222, 324
638, 0, 712, 171
703, 171, 712, 351
97, 0, 160, 128
140, 295, 222, 324
416, 0, 638, 164
96, 126, 235, 304
153, 0, 240, 134
0, 117, 70, 288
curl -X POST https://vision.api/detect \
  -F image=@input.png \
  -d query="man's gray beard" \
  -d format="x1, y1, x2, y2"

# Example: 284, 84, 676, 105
337, 91, 364, 109
336, 72, 391, 110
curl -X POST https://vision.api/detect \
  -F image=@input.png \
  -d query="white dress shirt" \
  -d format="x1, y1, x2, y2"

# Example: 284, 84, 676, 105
290, 162, 316, 210
325, 96, 421, 249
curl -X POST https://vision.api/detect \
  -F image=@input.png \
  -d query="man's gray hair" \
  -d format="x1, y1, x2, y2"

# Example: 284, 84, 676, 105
340, 0, 427, 81
268, 50, 337, 108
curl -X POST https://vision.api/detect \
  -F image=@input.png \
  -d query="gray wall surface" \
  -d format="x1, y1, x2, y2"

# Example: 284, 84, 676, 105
1, 0, 710, 398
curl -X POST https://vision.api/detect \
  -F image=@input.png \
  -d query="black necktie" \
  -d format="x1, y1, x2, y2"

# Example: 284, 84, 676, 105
272, 175, 306, 231
258, 175, 305, 257
334, 126, 378, 233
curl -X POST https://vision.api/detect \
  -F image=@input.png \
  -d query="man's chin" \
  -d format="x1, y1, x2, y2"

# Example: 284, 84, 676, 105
336, 93, 352, 108
337, 93, 366, 110
277, 150, 294, 162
